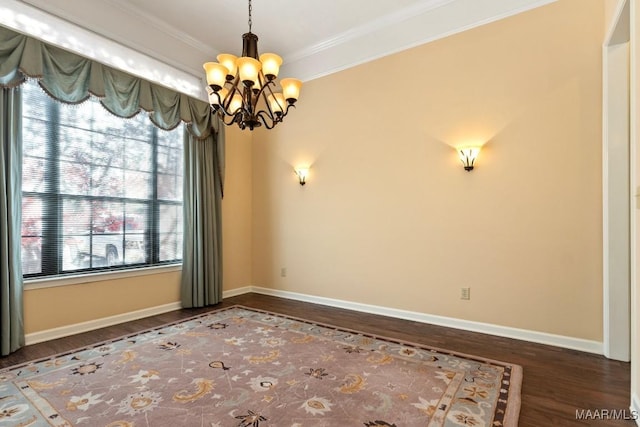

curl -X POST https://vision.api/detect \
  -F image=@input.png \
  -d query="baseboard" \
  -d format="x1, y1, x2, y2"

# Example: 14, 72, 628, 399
632, 393, 640, 426
245, 286, 604, 355
26, 286, 604, 354
25, 302, 183, 346
25, 287, 248, 346
222, 286, 253, 299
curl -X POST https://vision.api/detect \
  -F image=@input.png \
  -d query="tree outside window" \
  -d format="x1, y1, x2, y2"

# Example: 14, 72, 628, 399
20, 80, 183, 277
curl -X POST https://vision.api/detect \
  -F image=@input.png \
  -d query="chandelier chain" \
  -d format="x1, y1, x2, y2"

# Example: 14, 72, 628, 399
248, 0, 252, 32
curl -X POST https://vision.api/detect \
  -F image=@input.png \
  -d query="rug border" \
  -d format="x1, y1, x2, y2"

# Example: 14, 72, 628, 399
0, 305, 240, 373
2, 304, 523, 425
235, 305, 523, 427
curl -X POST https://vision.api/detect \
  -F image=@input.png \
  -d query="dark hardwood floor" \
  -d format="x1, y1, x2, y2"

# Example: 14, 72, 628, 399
1, 293, 634, 426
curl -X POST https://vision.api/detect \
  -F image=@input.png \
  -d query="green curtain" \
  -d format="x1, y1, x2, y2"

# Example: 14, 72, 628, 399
0, 87, 24, 356
0, 24, 227, 346
0, 26, 215, 138
181, 124, 225, 308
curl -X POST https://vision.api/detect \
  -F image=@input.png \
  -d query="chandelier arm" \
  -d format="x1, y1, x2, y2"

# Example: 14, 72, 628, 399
255, 105, 276, 123
256, 80, 288, 118
260, 81, 278, 116
282, 103, 296, 117
212, 101, 235, 118
254, 79, 276, 102
210, 86, 247, 119
212, 84, 241, 118
208, 88, 223, 106
225, 83, 240, 109
256, 110, 278, 130
229, 74, 241, 91
216, 113, 237, 127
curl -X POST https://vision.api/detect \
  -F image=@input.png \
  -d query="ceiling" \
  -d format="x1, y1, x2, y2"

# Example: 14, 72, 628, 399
15, 0, 555, 82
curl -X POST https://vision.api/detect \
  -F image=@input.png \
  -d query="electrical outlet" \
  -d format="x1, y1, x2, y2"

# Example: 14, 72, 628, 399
280, 267, 287, 277
460, 287, 471, 300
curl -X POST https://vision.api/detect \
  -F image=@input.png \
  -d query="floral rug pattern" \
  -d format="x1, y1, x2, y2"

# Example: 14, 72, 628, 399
0, 306, 521, 426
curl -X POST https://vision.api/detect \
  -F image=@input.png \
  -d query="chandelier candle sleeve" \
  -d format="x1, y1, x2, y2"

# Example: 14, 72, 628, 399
202, 0, 302, 130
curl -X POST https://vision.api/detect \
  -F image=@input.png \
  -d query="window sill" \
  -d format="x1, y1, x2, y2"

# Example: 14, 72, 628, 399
24, 264, 182, 290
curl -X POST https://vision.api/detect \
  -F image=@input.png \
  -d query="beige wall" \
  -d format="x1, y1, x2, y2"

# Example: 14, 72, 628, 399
221, 126, 253, 291
252, 0, 604, 341
21, 0, 611, 347
24, 125, 253, 335
24, 271, 181, 333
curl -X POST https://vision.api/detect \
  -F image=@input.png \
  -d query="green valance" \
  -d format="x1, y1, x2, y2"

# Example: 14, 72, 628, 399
0, 26, 216, 140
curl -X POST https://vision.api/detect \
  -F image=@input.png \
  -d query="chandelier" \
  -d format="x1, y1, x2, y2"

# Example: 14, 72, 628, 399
203, 0, 302, 131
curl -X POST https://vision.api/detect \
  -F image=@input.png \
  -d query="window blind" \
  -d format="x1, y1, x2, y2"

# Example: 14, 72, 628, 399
21, 80, 183, 277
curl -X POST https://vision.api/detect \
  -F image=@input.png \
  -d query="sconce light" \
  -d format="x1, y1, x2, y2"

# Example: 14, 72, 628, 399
457, 146, 481, 171
294, 167, 309, 185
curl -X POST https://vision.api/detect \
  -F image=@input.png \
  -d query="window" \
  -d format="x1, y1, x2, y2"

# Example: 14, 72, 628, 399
21, 80, 183, 278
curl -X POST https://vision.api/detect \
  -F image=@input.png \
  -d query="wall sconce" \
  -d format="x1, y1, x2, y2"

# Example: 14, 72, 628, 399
457, 146, 481, 171
294, 167, 309, 185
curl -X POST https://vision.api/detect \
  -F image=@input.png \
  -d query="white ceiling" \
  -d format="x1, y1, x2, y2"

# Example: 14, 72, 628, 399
15, 0, 556, 82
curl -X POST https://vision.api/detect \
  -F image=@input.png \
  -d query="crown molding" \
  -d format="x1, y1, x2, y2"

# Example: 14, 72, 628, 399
17, 0, 208, 79
106, 0, 214, 56
286, 0, 456, 64
282, 0, 558, 82
9, 0, 558, 84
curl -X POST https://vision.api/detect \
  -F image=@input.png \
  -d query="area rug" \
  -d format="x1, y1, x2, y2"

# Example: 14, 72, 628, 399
0, 305, 522, 426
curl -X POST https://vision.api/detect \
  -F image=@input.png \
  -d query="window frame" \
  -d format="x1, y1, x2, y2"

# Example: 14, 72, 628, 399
21, 83, 184, 280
